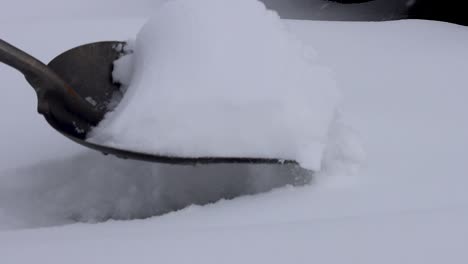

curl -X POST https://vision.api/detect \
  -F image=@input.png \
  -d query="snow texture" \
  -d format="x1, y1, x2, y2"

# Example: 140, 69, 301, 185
89, 0, 340, 171
1, 2, 468, 264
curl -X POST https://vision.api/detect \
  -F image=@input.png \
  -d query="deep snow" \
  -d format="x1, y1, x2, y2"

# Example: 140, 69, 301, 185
90, 0, 340, 170
1, 5, 468, 264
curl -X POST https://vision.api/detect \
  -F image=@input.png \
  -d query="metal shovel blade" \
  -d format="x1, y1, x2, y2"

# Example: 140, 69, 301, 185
0, 39, 296, 166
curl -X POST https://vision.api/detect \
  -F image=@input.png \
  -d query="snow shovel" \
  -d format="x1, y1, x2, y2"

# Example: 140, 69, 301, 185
0, 39, 295, 165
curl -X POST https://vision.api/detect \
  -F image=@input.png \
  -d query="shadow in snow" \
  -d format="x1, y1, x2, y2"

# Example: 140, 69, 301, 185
0, 151, 311, 229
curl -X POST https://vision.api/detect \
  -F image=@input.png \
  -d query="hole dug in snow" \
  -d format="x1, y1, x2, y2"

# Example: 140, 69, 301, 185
0, 152, 311, 228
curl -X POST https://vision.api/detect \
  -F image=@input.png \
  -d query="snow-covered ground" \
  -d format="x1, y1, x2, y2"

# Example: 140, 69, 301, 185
1, 2, 468, 263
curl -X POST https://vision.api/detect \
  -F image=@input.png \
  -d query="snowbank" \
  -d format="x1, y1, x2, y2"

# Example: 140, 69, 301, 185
89, 0, 340, 171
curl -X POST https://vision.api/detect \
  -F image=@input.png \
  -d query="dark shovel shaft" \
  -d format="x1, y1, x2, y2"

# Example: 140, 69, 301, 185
0, 39, 47, 80
0, 39, 102, 129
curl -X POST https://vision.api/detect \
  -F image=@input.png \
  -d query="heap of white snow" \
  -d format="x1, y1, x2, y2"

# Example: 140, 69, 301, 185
89, 0, 340, 170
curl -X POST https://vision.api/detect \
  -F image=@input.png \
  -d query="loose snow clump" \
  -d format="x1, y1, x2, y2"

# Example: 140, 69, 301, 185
90, 0, 340, 171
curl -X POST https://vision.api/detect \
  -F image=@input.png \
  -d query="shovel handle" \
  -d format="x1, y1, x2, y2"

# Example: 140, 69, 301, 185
0, 39, 53, 89
0, 39, 102, 125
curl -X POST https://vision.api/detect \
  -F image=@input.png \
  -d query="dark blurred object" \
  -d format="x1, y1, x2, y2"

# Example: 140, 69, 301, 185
408, 0, 468, 26
261, 0, 407, 20
330, 0, 375, 3
261, 0, 468, 26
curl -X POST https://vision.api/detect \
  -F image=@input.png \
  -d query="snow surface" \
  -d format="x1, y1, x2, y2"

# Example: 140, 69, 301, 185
1, 6, 468, 264
89, 0, 340, 170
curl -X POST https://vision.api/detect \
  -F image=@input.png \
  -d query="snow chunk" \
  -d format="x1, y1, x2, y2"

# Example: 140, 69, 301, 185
112, 40, 135, 88
89, 0, 340, 170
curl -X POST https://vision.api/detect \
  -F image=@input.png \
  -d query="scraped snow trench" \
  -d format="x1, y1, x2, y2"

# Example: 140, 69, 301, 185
0, 152, 312, 228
